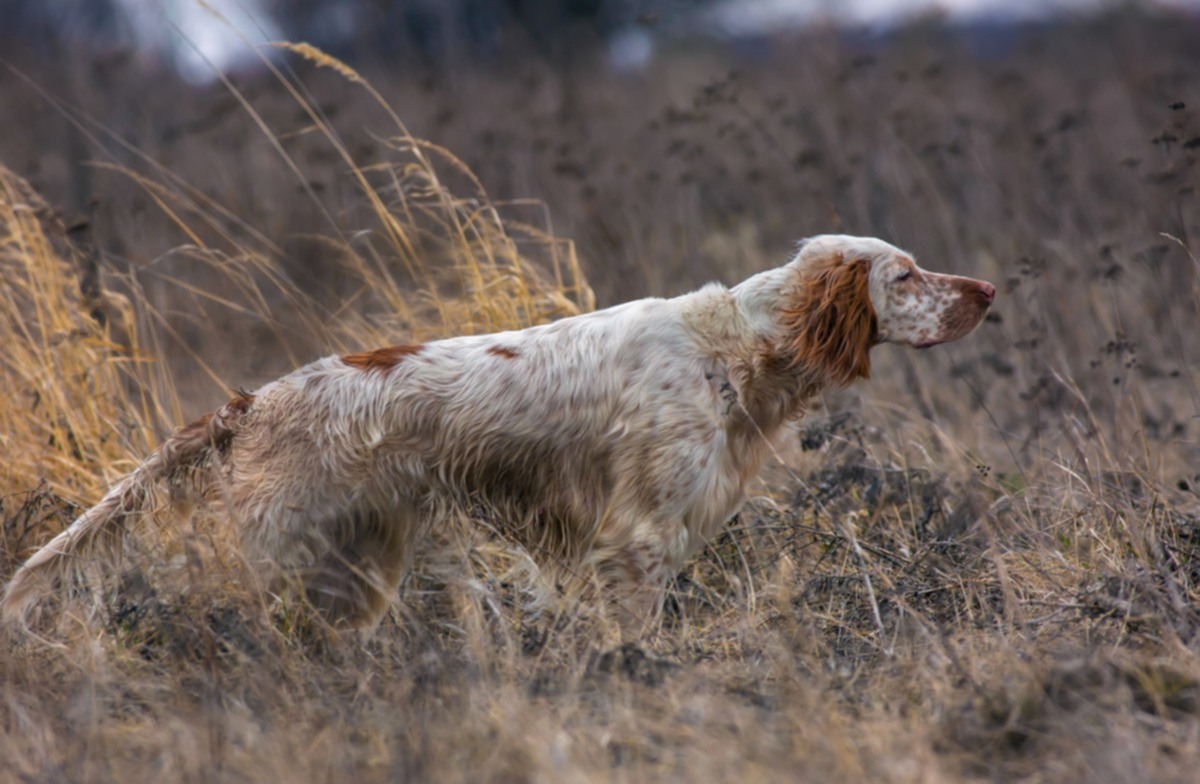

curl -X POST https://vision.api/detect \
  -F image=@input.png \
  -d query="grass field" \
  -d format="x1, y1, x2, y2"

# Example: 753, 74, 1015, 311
3, 9, 1200, 781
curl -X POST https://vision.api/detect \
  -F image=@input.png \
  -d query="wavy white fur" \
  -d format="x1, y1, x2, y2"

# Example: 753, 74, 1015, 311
3, 235, 995, 636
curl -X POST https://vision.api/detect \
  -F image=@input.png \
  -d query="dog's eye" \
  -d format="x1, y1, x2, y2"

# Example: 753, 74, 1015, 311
896, 270, 912, 282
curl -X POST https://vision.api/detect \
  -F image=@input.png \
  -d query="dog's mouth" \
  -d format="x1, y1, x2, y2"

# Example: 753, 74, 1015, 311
917, 284, 995, 349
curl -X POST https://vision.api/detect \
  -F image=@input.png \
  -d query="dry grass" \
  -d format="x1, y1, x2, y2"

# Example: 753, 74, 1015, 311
3, 12, 1200, 782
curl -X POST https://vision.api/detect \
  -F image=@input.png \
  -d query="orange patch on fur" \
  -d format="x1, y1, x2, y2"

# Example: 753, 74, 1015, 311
487, 345, 519, 359
226, 389, 255, 415
781, 256, 878, 386
341, 344, 424, 372
176, 412, 214, 442
173, 390, 256, 456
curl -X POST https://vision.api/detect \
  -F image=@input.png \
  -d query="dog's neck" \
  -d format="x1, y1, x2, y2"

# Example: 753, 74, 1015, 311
728, 265, 795, 346
682, 266, 852, 434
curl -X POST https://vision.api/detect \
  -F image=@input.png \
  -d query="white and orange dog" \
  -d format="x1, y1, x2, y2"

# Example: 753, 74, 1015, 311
3, 235, 994, 635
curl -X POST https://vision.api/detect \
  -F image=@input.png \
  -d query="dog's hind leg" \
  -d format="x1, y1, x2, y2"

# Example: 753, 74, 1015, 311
296, 507, 414, 630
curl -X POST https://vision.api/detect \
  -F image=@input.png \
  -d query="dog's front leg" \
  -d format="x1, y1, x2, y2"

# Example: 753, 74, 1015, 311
587, 523, 683, 642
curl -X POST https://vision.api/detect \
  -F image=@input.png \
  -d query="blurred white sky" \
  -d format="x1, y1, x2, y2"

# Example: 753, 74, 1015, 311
710, 0, 1200, 34
114, 0, 1200, 83
116, 0, 282, 84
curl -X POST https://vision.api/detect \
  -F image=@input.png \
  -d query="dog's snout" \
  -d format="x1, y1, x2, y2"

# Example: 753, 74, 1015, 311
976, 281, 996, 305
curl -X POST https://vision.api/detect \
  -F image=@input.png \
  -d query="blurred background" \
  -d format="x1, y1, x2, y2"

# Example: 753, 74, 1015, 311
6, 8, 1200, 779
2, 0, 1200, 474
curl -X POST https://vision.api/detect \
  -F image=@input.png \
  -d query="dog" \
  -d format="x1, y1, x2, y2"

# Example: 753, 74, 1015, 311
2, 235, 995, 636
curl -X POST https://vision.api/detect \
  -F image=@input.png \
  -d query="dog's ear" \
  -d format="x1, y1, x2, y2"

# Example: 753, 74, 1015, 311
782, 256, 878, 386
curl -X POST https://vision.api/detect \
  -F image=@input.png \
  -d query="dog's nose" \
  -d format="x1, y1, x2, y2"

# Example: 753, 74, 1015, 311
978, 281, 996, 305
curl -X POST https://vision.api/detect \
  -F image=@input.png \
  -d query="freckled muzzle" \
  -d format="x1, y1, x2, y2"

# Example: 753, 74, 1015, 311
921, 276, 995, 348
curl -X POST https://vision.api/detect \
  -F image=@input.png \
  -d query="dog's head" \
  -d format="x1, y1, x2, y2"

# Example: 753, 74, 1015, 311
783, 235, 995, 385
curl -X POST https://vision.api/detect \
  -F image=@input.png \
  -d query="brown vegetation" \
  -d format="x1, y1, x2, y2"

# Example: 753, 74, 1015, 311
2, 10, 1200, 782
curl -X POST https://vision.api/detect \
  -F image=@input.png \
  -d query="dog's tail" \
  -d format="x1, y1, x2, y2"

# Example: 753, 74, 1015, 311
1, 392, 254, 625
1, 451, 170, 623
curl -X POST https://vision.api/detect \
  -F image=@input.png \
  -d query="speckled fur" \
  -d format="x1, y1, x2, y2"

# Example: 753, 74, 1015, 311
3, 235, 994, 637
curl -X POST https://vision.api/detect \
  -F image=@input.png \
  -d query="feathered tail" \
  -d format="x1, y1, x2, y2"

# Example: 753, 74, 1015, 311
1, 452, 169, 623
1, 391, 254, 624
